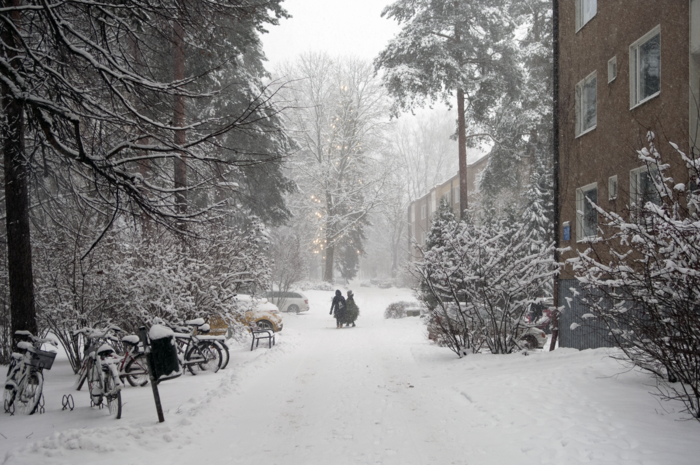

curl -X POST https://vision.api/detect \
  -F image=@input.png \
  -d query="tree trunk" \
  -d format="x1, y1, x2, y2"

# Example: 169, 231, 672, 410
457, 87, 468, 217
323, 244, 334, 282
132, 35, 152, 234
173, 16, 187, 215
1, 0, 38, 344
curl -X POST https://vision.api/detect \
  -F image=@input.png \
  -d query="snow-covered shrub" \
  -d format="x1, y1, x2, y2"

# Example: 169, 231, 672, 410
33, 216, 270, 372
384, 301, 410, 319
414, 207, 558, 357
569, 132, 700, 420
297, 281, 335, 291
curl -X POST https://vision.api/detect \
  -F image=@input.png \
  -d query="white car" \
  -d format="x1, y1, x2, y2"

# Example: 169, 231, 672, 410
263, 291, 310, 313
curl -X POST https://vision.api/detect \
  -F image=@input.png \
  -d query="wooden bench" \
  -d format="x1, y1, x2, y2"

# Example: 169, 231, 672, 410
249, 323, 275, 351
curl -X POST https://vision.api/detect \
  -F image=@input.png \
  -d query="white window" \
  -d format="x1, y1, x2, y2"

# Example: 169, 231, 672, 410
608, 56, 617, 83
453, 186, 459, 203
576, 0, 597, 31
575, 71, 597, 137
630, 26, 660, 108
630, 166, 661, 220
608, 175, 618, 200
421, 204, 426, 220
576, 183, 598, 240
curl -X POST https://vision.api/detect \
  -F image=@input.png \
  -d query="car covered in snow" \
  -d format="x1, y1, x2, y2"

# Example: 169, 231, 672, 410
208, 294, 283, 335
263, 291, 310, 313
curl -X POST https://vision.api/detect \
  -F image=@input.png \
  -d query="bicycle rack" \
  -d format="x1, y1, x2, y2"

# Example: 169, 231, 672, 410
61, 394, 74, 411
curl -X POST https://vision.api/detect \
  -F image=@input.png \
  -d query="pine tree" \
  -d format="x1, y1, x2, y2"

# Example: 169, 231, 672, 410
375, 0, 519, 214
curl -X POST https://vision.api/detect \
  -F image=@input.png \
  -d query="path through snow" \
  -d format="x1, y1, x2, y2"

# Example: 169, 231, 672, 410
2, 286, 699, 464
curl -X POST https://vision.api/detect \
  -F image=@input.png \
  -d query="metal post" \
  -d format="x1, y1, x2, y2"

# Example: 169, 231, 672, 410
138, 326, 165, 423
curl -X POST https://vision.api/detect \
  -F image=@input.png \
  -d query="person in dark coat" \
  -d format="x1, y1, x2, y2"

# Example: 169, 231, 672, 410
329, 289, 346, 329
343, 290, 359, 327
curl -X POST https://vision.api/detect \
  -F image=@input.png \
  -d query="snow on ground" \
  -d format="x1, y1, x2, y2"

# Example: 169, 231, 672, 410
2, 285, 699, 465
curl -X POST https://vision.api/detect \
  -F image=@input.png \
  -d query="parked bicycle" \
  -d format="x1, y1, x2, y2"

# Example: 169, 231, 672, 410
3, 331, 57, 415
75, 327, 149, 389
73, 326, 123, 419
158, 318, 224, 375
117, 335, 148, 387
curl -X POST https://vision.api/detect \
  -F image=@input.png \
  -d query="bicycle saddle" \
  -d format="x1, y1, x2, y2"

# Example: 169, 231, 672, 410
185, 318, 206, 326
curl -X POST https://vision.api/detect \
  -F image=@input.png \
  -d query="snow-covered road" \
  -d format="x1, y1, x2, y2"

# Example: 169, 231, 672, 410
2, 286, 700, 464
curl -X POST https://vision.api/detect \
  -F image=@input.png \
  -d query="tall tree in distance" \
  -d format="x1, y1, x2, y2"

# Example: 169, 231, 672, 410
277, 53, 388, 282
375, 0, 519, 217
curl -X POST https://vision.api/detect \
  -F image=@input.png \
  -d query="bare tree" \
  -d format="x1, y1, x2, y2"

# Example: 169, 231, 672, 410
276, 53, 389, 282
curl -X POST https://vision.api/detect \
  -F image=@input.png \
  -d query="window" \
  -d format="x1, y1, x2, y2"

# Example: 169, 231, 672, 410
608, 175, 618, 200
608, 56, 617, 83
576, 0, 597, 31
576, 183, 598, 240
453, 186, 459, 203
576, 72, 597, 136
421, 204, 426, 220
630, 26, 660, 108
630, 166, 661, 219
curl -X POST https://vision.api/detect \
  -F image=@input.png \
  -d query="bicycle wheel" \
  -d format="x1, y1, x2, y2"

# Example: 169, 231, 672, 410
124, 354, 149, 387
3, 385, 16, 414
87, 362, 104, 406
4, 362, 19, 413
16, 371, 43, 415
104, 372, 122, 419
185, 342, 221, 375
216, 340, 230, 370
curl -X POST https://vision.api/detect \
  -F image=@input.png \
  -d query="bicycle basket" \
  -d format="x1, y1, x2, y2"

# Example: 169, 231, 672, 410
27, 348, 57, 370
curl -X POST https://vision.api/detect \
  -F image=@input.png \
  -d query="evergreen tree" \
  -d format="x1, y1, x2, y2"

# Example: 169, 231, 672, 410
375, 0, 519, 214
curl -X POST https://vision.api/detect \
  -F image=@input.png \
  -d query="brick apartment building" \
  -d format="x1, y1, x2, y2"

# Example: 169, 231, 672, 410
406, 154, 489, 262
556, 0, 700, 348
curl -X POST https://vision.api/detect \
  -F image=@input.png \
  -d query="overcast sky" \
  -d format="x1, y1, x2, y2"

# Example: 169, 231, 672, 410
261, 0, 400, 70
260, 0, 485, 163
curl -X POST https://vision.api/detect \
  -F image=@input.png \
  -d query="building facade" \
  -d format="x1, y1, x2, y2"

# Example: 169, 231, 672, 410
556, 0, 700, 348
407, 155, 490, 261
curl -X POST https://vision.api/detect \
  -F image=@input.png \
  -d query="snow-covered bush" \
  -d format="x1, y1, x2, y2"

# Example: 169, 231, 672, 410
569, 132, 700, 420
415, 208, 558, 357
33, 217, 270, 372
297, 281, 335, 292
384, 301, 411, 319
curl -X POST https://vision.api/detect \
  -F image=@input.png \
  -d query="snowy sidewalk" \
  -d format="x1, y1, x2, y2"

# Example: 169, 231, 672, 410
2, 286, 700, 465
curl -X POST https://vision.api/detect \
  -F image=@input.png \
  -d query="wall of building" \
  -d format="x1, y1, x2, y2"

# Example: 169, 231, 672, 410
557, 0, 691, 281
407, 155, 489, 261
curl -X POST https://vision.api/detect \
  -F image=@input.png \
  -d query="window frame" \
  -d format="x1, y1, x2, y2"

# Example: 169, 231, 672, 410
608, 175, 618, 200
607, 56, 617, 83
629, 165, 661, 221
421, 204, 426, 220
629, 25, 661, 109
453, 186, 459, 204
576, 182, 598, 241
575, 0, 597, 32
575, 71, 598, 138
